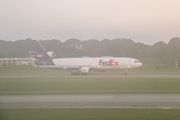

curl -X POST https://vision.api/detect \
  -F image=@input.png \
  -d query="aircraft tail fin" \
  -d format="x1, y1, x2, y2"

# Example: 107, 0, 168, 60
33, 40, 47, 53
31, 40, 55, 65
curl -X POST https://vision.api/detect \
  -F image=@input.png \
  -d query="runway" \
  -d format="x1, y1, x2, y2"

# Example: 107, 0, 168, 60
1, 74, 180, 78
1, 94, 180, 109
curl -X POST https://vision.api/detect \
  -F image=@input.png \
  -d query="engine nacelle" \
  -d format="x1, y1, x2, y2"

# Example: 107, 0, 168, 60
47, 51, 56, 58
80, 67, 90, 74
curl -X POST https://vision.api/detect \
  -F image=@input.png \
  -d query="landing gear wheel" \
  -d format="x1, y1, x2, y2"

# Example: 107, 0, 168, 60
124, 70, 128, 75
71, 72, 80, 75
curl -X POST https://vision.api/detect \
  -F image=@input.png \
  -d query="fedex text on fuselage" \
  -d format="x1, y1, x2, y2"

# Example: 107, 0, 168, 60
99, 59, 119, 66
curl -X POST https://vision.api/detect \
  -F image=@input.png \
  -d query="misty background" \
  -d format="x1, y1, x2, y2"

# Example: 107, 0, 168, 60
0, 0, 180, 44
0, 0, 180, 64
0, 37, 180, 64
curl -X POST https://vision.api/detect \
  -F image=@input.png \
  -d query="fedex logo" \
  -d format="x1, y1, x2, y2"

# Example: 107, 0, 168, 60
37, 54, 45, 58
30, 54, 45, 58
99, 59, 119, 66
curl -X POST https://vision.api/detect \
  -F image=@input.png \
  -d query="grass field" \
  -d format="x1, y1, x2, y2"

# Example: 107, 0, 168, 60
0, 65, 179, 94
1, 66, 180, 94
0, 77, 180, 94
1, 66, 180, 120
1, 109, 180, 120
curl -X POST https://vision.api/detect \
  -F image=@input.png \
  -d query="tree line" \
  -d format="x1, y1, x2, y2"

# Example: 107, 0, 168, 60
0, 37, 180, 63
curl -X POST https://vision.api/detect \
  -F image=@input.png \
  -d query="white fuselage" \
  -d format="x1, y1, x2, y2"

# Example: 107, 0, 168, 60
52, 57, 142, 70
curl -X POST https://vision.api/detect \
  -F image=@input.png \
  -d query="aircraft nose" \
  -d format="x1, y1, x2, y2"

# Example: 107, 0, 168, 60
132, 60, 142, 68
138, 62, 142, 67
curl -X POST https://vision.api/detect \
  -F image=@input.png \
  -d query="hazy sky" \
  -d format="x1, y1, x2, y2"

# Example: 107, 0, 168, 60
0, 0, 180, 44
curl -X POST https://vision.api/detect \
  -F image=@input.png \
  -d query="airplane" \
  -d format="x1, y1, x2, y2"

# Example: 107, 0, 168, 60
30, 40, 142, 75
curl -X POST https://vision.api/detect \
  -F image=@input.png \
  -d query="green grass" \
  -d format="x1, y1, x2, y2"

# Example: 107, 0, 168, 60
1, 78, 180, 94
1, 66, 180, 94
1, 65, 180, 120
1, 109, 180, 120
1, 65, 180, 77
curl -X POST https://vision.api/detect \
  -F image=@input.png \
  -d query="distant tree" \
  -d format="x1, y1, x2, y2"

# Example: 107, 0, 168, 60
0, 37, 180, 64
149, 41, 168, 62
168, 37, 180, 61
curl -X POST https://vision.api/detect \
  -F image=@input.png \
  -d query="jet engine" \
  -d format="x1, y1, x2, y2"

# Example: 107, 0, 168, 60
47, 51, 56, 58
80, 67, 90, 74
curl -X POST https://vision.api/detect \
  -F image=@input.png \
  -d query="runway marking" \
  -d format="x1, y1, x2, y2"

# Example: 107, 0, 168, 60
163, 107, 171, 109
1, 94, 180, 109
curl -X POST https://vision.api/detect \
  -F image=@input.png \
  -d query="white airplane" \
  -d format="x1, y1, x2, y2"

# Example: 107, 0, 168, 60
31, 40, 142, 75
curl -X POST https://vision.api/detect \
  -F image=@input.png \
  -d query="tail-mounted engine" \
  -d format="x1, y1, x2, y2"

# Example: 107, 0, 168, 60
47, 51, 56, 58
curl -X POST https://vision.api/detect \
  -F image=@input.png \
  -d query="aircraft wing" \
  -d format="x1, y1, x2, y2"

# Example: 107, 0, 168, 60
37, 65, 94, 69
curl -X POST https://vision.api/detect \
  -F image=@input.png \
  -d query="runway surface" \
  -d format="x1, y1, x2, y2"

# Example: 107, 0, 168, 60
1, 74, 180, 78
1, 94, 180, 109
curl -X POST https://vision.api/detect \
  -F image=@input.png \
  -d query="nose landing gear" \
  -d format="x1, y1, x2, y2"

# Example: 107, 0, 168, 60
124, 70, 128, 75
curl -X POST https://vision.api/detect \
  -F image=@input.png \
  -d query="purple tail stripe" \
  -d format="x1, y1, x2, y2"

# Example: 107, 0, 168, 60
33, 40, 55, 65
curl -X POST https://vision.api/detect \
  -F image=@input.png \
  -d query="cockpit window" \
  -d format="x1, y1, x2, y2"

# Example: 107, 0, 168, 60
134, 61, 139, 63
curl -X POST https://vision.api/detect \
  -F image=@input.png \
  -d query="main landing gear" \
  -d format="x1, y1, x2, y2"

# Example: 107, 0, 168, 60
71, 72, 88, 75
71, 71, 80, 75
